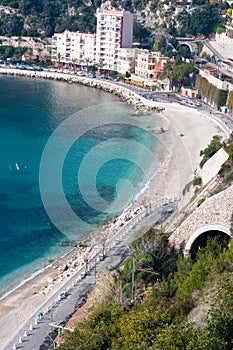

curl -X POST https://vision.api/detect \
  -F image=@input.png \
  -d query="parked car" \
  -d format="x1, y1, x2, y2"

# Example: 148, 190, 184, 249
87, 73, 96, 78
77, 272, 86, 280
97, 254, 104, 262
59, 291, 66, 299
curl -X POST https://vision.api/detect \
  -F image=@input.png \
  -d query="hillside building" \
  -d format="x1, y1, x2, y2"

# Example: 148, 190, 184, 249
96, 7, 133, 71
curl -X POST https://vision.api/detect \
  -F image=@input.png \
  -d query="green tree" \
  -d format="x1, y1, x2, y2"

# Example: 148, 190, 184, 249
133, 20, 151, 44
97, 59, 105, 75
154, 322, 200, 350
206, 274, 233, 349
200, 135, 222, 159
158, 36, 167, 54
84, 57, 92, 73
112, 306, 171, 350
190, 7, 213, 36
177, 11, 191, 36
177, 5, 220, 37
177, 45, 191, 59
158, 60, 174, 80
170, 62, 195, 86
60, 302, 123, 350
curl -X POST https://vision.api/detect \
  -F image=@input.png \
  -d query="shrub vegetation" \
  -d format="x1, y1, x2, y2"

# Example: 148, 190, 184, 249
60, 231, 233, 350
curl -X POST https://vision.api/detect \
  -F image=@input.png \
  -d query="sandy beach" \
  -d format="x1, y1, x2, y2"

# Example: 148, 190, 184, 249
0, 68, 227, 349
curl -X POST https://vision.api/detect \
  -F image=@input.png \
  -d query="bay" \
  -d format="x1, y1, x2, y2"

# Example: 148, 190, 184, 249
0, 75, 166, 297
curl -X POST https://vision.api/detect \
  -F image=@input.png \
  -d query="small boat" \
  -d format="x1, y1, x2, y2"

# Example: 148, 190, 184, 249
15, 162, 20, 171
9, 162, 27, 174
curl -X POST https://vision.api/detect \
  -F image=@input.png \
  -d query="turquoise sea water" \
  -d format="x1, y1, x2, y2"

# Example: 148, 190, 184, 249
0, 75, 168, 298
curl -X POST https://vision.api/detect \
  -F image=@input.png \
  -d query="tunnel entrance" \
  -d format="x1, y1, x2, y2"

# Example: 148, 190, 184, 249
190, 230, 230, 260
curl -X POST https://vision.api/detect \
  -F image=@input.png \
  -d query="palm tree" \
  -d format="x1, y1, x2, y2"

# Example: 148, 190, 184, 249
84, 57, 92, 73
97, 59, 105, 75
157, 60, 174, 80
57, 52, 65, 69
71, 57, 78, 73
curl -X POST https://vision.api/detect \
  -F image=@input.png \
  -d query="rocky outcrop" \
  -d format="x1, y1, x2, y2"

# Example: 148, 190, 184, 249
152, 127, 166, 134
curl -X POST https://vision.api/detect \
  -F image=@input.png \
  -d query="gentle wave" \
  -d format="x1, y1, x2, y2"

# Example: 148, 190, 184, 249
0, 248, 76, 301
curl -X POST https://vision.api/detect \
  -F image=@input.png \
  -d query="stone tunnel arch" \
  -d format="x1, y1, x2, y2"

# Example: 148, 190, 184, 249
178, 43, 192, 53
177, 42, 198, 55
184, 225, 231, 259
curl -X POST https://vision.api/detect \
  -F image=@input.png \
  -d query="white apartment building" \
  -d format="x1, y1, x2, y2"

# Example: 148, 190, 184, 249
117, 48, 146, 75
52, 30, 96, 64
96, 7, 133, 71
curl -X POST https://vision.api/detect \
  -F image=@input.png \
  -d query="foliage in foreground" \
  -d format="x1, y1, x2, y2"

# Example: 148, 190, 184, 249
60, 234, 233, 350
200, 134, 222, 168
215, 133, 233, 192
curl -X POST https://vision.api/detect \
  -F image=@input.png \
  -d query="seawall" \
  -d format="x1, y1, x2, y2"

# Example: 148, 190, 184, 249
0, 67, 164, 113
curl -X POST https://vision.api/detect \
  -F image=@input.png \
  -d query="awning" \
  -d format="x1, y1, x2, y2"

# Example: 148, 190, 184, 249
129, 74, 147, 87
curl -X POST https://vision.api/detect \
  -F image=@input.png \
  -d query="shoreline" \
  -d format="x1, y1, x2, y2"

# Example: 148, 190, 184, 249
0, 66, 171, 298
0, 158, 170, 304
0, 66, 162, 112
0, 68, 227, 348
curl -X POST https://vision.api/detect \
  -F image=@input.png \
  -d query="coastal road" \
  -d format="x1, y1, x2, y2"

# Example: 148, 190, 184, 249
5, 244, 129, 350
4, 201, 176, 350
199, 108, 233, 136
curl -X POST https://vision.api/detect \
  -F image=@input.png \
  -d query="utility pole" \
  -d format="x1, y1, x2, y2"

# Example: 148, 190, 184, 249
131, 256, 135, 301
94, 260, 97, 282
84, 257, 88, 275
102, 240, 106, 257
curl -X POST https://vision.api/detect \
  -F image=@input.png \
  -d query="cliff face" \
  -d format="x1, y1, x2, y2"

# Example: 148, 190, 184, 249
0, 1, 97, 37
0, 0, 162, 38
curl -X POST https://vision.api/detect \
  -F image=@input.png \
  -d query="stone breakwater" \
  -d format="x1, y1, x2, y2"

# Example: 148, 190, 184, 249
0, 67, 165, 113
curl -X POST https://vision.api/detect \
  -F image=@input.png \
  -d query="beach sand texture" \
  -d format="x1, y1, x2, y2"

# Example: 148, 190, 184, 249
0, 79, 226, 348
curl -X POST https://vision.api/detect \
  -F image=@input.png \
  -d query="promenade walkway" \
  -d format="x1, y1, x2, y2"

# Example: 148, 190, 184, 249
5, 198, 177, 350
